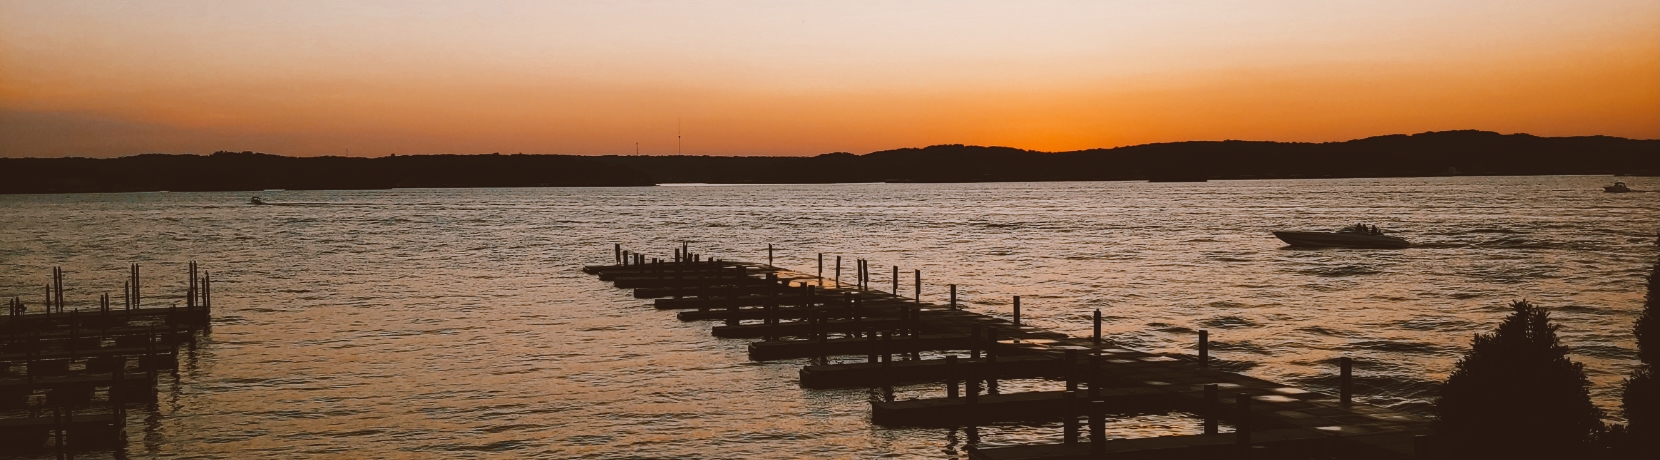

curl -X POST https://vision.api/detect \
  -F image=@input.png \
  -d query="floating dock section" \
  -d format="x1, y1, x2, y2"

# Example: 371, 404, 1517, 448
585, 245, 1434, 459
2, 262, 213, 454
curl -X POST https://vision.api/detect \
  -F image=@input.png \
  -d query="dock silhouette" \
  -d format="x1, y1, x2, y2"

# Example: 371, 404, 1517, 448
585, 245, 1434, 459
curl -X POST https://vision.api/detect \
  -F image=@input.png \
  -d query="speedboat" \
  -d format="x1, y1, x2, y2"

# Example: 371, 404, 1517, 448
1273, 224, 1409, 249
250, 196, 265, 205
1604, 181, 1630, 193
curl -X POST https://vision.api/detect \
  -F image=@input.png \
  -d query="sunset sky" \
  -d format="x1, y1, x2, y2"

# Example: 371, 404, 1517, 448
2, 0, 1656, 157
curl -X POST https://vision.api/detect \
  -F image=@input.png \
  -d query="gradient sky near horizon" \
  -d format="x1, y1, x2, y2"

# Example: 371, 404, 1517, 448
2, 1, 1656, 157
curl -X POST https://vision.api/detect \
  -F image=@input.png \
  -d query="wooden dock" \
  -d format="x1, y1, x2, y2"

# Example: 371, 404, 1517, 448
584, 247, 1434, 459
1, 262, 213, 453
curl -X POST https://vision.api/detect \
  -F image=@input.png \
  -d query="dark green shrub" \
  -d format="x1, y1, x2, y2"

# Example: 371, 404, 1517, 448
1434, 300, 1603, 458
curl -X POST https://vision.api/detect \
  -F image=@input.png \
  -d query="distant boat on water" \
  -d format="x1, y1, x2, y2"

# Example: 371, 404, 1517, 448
1604, 181, 1631, 193
250, 196, 265, 205
1274, 224, 1409, 249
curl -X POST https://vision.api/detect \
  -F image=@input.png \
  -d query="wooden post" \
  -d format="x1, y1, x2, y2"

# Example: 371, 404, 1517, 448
1204, 384, 1219, 434
946, 355, 960, 398
1062, 390, 1080, 444
53, 406, 64, 458
1236, 393, 1252, 446
891, 265, 897, 295
768, 243, 773, 267
615, 243, 622, 264
846, 293, 858, 337
818, 253, 823, 280
866, 330, 878, 363
913, 269, 920, 303
1093, 309, 1102, 345
852, 293, 862, 322
834, 256, 842, 288
725, 272, 740, 326
966, 369, 979, 405
1088, 352, 1102, 398
986, 327, 999, 394
880, 331, 892, 367
1199, 330, 1209, 367
856, 259, 863, 290
1012, 296, 1020, 327
1089, 400, 1106, 454
949, 284, 957, 309
1065, 349, 1079, 392
1340, 357, 1353, 406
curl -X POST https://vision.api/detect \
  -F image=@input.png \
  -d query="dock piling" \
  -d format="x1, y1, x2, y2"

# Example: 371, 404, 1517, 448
1012, 296, 1020, 327
1199, 330, 1209, 367
880, 331, 892, 366
1089, 400, 1106, 454
946, 355, 960, 399
834, 256, 842, 288
1204, 384, 1219, 434
1092, 309, 1101, 345
614, 243, 621, 264
866, 333, 878, 364
891, 265, 898, 295
913, 269, 920, 303
1064, 349, 1079, 392
1062, 390, 1080, 444
818, 253, 823, 280
986, 327, 999, 394
949, 284, 956, 309
768, 244, 774, 267
1340, 357, 1353, 406
1088, 352, 1101, 398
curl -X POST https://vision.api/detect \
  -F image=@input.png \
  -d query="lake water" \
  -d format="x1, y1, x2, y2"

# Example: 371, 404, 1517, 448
1, 176, 1655, 459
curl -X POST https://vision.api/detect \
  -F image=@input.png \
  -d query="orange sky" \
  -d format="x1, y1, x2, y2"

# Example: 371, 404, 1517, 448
2, 1, 1656, 157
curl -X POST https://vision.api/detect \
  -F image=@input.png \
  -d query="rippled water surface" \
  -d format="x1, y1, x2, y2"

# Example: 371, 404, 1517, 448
1, 176, 1656, 459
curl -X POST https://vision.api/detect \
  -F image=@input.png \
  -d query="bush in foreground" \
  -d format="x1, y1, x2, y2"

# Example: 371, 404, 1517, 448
1614, 233, 1658, 457
1434, 300, 1603, 458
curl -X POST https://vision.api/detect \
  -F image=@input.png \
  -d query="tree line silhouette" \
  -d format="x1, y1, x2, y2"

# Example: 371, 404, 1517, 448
2, 130, 1654, 194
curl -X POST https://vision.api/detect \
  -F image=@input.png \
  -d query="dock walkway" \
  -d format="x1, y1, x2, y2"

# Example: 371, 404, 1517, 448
582, 249, 1431, 459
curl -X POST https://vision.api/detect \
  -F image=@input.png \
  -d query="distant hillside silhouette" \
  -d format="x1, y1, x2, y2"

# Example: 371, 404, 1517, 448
2, 130, 1654, 194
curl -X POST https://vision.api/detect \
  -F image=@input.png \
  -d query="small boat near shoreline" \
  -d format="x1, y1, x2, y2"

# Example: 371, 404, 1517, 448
1274, 224, 1409, 249
1604, 181, 1630, 193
